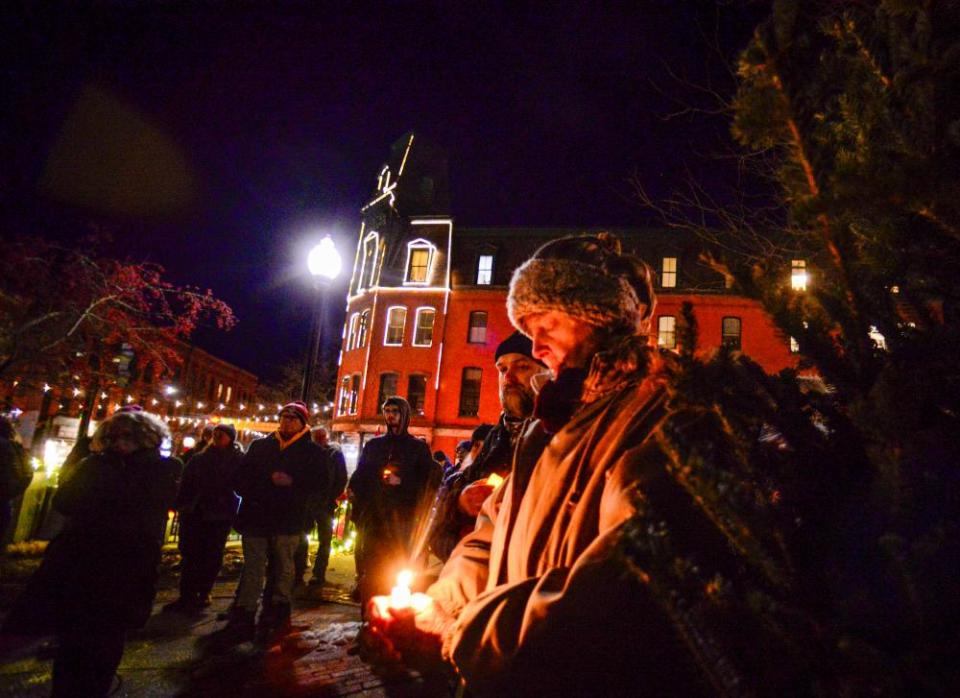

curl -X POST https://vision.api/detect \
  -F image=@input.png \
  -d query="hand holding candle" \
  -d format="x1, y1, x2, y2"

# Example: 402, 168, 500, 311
367, 569, 450, 670
458, 473, 505, 517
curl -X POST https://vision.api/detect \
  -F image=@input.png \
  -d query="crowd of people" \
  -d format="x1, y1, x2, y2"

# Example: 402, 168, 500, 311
1, 232, 719, 695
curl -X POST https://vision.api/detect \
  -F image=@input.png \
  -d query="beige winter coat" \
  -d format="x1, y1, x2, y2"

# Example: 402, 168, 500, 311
428, 340, 705, 696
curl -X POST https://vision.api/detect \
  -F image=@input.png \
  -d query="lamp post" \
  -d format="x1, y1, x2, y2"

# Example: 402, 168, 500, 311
302, 236, 342, 403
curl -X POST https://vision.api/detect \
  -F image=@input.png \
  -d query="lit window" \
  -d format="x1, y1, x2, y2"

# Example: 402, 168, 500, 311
377, 373, 398, 411
338, 377, 351, 415
347, 313, 360, 350
413, 308, 436, 346
657, 316, 677, 349
790, 336, 800, 354
468, 311, 487, 344
722, 317, 742, 350
217, 383, 223, 400
791, 259, 808, 291
459, 367, 482, 417
225, 386, 232, 403
661, 257, 677, 288
477, 255, 494, 285
405, 239, 434, 284
384, 307, 407, 345
349, 374, 361, 414
407, 374, 427, 415
357, 310, 370, 348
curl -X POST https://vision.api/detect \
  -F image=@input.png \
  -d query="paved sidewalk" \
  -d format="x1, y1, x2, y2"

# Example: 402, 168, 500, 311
0, 550, 449, 697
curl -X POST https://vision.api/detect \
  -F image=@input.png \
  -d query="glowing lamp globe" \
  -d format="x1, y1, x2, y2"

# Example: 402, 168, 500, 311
307, 237, 342, 280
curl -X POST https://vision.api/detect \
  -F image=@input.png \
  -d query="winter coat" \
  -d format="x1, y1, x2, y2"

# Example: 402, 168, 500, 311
428, 337, 708, 697
323, 444, 348, 510
4, 449, 182, 634
428, 413, 520, 561
176, 442, 243, 522
349, 432, 439, 538
234, 429, 327, 536
0, 436, 32, 501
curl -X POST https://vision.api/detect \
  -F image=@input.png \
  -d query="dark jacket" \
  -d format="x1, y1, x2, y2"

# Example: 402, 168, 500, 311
323, 444, 348, 510
349, 432, 439, 533
429, 413, 522, 560
234, 430, 327, 536
4, 449, 182, 633
0, 436, 32, 501
176, 442, 243, 522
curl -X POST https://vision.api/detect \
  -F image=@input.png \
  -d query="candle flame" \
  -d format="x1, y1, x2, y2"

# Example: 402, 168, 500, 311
486, 472, 505, 488
397, 569, 414, 589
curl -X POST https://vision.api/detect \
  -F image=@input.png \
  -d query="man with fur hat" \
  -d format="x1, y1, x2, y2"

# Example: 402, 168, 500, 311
165, 423, 243, 614
349, 396, 439, 612
427, 331, 546, 561
368, 234, 706, 696
226, 401, 326, 641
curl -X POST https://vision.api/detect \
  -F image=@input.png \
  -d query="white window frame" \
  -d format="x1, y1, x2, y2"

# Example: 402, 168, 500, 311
357, 232, 380, 291
413, 307, 436, 347
403, 238, 435, 285
346, 312, 360, 350
661, 257, 677, 288
476, 254, 494, 285
657, 316, 677, 349
383, 306, 407, 346
357, 309, 370, 348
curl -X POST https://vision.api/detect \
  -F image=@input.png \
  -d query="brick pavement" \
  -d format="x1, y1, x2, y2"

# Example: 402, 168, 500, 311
0, 551, 451, 697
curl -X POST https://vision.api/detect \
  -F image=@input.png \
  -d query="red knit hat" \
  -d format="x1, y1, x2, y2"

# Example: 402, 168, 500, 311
280, 401, 309, 425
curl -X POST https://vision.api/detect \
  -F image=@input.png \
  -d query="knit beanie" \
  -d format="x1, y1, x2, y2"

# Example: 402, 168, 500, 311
213, 423, 237, 443
280, 401, 309, 426
507, 233, 656, 338
494, 330, 544, 365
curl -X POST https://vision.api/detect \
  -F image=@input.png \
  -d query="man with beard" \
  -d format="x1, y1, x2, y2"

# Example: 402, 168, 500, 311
349, 396, 439, 612
427, 332, 545, 561
368, 234, 708, 696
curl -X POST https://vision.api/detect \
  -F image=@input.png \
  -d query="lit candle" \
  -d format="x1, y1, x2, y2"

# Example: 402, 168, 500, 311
391, 569, 414, 608
486, 472, 505, 488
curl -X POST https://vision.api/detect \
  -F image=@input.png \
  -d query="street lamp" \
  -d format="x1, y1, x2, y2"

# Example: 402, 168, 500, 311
302, 236, 342, 403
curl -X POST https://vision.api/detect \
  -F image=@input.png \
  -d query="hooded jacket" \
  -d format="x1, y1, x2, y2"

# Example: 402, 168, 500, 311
428, 337, 708, 697
349, 397, 439, 539
234, 427, 327, 536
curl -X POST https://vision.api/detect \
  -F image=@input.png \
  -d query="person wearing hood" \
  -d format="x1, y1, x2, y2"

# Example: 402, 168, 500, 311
225, 402, 327, 641
3, 410, 181, 697
368, 234, 708, 696
349, 396, 439, 612
164, 423, 243, 614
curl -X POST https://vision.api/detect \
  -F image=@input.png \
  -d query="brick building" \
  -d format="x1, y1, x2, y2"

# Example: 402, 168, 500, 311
331, 134, 799, 461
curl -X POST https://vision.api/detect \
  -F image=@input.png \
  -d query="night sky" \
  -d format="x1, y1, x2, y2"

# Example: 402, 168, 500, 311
2, 1, 764, 382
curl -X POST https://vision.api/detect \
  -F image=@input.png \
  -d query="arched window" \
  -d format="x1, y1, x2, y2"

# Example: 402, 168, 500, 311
413, 307, 436, 346
404, 238, 435, 285
358, 232, 380, 290
357, 309, 370, 348
384, 307, 407, 346
346, 312, 360, 350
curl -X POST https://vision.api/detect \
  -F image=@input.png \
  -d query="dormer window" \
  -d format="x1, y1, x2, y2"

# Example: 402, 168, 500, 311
661, 257, 677, 288
404, 239, 434, 284
477, 254, 494, 285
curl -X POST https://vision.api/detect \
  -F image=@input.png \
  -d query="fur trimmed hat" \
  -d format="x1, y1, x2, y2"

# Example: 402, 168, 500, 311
507, 233, 656, 337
